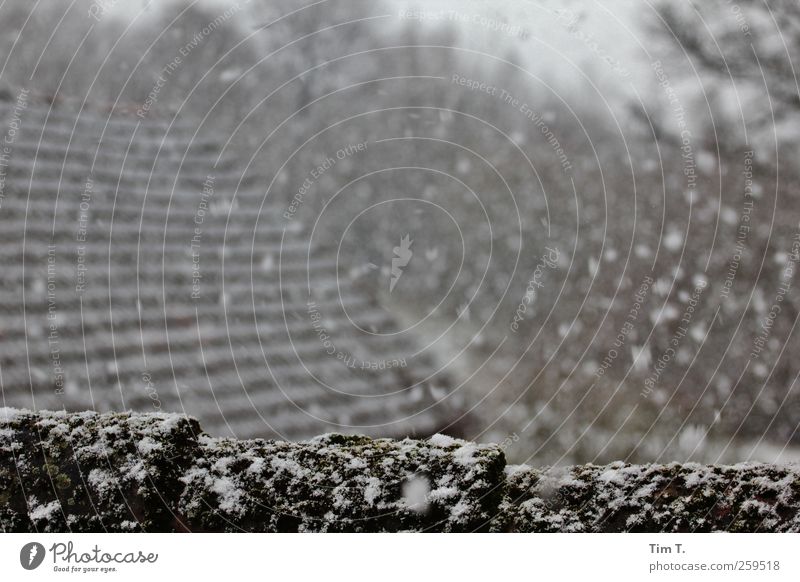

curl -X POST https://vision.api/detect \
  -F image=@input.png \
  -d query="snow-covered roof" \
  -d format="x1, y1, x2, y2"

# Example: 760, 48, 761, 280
0, 98, 457, 440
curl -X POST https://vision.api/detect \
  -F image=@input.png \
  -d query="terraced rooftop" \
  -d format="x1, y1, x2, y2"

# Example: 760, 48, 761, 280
0, 98, 459, 440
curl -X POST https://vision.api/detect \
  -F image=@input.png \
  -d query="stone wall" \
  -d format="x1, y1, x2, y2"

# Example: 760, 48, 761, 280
2, 409, 798, 532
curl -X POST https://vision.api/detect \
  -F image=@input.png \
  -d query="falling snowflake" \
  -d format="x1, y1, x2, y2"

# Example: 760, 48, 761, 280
664, 230, 683, 251
402, 475, 431, 514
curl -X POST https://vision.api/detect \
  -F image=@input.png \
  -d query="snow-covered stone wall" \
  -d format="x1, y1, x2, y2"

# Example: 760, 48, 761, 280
2, 409, 799, 532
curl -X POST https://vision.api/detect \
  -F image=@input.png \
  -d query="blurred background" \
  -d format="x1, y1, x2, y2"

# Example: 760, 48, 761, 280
1, 0, 799, 465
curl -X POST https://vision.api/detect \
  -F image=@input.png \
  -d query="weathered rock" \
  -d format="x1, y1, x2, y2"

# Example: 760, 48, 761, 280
2, 410, 799, 532
0, 408, 201, 532
496, 462, 800, 532
180, 433, 505, 532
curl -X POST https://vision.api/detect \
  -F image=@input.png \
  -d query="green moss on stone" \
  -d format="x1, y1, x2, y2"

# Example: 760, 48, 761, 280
2, 410, 799, 532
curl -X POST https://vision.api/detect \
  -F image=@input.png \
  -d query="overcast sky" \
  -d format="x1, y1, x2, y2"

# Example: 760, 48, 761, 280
105, 0, 661, 108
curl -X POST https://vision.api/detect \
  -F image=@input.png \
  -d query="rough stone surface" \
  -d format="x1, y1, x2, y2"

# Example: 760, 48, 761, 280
495, 462, 800, 532
0, 408, 201, 532
180, 433, 505, 532
2, 409, 799, 532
